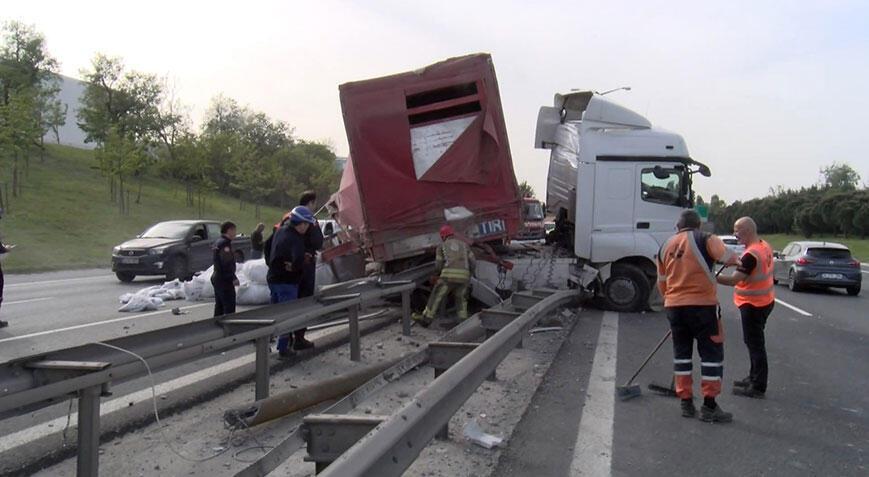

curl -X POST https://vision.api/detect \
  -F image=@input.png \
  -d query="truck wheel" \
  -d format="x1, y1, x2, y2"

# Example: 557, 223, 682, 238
602, 264, 651, 312
116, 272, 136, 283
167, 256, 189, 281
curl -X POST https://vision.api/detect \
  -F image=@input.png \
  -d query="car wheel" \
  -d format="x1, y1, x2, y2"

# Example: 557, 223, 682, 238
235, 250, 245, 263
167, 256, 189, 281
788, 270, 801, 292
847, 285, 861, 296
773, 277, 779, 285
602, 263, 651, 312
116, 271, 136, 283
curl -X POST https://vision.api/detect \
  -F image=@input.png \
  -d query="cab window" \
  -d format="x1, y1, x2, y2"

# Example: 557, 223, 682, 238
641, 167, 683, 206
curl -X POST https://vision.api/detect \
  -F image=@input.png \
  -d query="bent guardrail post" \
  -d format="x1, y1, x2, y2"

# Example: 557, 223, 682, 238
318, 290, 577, 477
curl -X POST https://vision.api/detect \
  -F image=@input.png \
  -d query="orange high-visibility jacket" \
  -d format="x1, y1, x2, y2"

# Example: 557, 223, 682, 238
657, 229, 733, 307
734, 240, 775, 307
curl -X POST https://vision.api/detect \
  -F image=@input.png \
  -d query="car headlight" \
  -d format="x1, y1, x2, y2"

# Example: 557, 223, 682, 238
149, 248, 165, 255
113, 247, 121, 255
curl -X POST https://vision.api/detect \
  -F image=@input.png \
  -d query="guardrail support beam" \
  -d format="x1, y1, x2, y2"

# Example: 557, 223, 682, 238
401, 290, 412, 336
255, 336, 271, 400
349, 305, 361, 362
302, 414, 385, 474
77, 384, 102, 477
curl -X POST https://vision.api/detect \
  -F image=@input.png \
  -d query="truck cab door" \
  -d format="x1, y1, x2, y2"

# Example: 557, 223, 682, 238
634, 164, 687, 249
586, 165, 637, 262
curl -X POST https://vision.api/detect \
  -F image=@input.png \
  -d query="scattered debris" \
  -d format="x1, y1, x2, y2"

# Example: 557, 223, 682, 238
463, 419, 504, 449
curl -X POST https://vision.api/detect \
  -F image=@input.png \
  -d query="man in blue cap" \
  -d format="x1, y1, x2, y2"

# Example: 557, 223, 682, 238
266, 205, 315, 358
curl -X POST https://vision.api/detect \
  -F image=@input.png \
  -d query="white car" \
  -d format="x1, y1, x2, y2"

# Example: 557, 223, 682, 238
718, 235, 745, 256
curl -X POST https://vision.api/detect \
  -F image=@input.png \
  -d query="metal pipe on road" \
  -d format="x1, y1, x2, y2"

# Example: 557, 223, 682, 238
320, 290, 578, 477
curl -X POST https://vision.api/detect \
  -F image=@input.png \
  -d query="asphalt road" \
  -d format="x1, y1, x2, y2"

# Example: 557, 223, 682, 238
498, 280, 868, 476
0, 269, 240, 362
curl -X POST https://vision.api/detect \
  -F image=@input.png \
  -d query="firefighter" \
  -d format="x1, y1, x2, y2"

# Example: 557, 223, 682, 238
657, 209, 738, 422
412, 224, 476, 327
716, 217, 775, 399
211, 221, 240, 317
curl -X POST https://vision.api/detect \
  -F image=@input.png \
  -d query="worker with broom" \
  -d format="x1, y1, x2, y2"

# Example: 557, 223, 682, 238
656, 210, 738, 423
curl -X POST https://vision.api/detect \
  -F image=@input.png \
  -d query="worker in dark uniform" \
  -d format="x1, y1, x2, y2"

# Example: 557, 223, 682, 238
212, 221, 240, 317
0, 208, 13, 328
251, 223, 265, 260
294, 191, 324, 351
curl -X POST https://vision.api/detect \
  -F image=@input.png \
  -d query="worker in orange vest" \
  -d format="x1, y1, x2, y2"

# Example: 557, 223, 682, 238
716, 217, 775, 399
657, 210, 739, 422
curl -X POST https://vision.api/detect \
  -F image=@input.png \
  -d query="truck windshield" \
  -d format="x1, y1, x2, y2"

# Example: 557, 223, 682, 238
141, 223, 190, 239
524, 202, 544, 220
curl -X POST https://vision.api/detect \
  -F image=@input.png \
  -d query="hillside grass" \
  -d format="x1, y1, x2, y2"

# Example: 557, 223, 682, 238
764, 234, 869, 262
0, 144, 288, 273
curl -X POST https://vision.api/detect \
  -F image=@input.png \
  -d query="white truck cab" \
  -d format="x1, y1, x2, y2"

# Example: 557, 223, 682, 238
536, 91, 710, 311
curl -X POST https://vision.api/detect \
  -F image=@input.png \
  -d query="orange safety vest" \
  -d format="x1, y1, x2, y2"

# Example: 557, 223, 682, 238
657, 229, 731, 307
734, 240, 775, 307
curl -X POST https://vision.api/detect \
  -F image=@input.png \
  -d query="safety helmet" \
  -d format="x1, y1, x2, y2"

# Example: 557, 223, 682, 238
290, 206, 316, 225
439, 224, 454, 240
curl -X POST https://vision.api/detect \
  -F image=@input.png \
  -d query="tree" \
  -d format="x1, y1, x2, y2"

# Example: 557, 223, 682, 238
0, 21, 60, 198
518, 180, 535, 198
42, 96, 66, 145
78, 54, 166, 208
820, 162, 860, 191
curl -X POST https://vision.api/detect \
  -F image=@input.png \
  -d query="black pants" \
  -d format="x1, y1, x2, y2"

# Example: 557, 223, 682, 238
667, 305, 725, 398
212, 280, 237, 317
738, 303, 774, 392
290, 263, 317, 341
0, 266, 4, 315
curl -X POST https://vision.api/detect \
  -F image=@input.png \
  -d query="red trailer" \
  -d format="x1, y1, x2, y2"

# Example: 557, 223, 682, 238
328, 54, 521, 269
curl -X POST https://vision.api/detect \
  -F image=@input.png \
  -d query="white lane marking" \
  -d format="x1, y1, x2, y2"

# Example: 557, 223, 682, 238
0, 303, 211, 344
861, 271, 869, 275
570, 311, 618, 477
0, 351, 255, 453
775, 298, 812, 317
2, 297, 54, 306
5, 275, 109, 288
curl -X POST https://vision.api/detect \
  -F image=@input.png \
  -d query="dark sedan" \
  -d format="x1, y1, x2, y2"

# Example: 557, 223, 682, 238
773, 241, 861, 295
112, 220, 251, 282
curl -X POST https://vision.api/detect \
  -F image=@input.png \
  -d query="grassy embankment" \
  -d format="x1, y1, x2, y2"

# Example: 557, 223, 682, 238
0, 144, 287, 273
764, 234, 869, 262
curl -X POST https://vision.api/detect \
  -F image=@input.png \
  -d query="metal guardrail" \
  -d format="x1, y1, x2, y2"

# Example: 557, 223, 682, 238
319, 289, 577, 477
0, 274, 424, 477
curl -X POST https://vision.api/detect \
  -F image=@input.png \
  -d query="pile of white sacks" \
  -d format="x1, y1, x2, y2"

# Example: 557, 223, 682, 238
118, 258, 337, 312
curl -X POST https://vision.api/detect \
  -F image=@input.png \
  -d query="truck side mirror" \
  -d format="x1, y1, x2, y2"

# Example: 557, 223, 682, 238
699, 164, 711, 177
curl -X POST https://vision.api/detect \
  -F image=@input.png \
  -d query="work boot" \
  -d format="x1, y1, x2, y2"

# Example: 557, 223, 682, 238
681, 399, 697, 418
700, 403, 733, 423
0, 320, 7, 328
411, 312, 432, 328
733, 376, 751, 388
733, 386, 765, 399
293, 337, 315, 351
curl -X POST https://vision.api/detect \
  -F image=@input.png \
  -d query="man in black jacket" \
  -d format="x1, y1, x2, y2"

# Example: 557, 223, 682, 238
295, 191, 324, 350
212, 221, 240, 317
268, 206, 315, 358
0, 208, 13, 328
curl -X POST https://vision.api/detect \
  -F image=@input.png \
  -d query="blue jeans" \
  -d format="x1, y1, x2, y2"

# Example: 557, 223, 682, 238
269, 283, 299, 352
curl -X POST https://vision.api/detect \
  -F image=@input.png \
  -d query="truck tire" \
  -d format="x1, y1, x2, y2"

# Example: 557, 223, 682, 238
116, 271, 136, 283
602, 263, 651, 312
167, 256, 189, 281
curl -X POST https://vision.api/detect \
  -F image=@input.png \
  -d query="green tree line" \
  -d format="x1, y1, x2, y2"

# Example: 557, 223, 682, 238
0, 22, 340, 218
706, 163, 869, 238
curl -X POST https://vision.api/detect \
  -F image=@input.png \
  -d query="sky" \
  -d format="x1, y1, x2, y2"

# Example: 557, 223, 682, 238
5, 0, 869, 203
